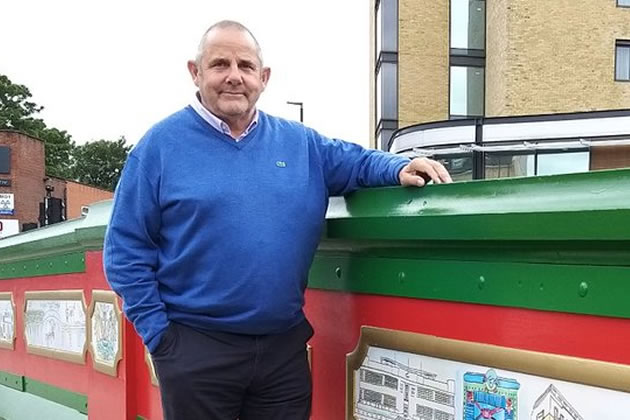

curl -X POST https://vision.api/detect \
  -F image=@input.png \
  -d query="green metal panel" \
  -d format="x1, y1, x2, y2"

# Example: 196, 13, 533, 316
309, 169, 630, 316
23, 377, 88, 414
0, 252, 85, 280
325, 168, 630, 241
0, 200, 112, 279
0, 370, 24, 392
309, 254, 630, 318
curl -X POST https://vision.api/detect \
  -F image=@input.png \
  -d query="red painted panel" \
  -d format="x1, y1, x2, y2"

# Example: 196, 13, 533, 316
304, 289, 630, 420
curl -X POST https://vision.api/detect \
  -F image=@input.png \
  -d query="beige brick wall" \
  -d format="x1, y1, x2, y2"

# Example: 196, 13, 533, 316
398, 0, 450, 127
487, 0, 630, 116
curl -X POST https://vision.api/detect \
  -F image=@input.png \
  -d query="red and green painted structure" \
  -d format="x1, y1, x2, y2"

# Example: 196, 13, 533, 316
0, 169, 629, 419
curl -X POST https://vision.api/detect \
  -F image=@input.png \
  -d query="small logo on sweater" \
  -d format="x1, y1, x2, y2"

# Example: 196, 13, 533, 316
276, 161, 287, 168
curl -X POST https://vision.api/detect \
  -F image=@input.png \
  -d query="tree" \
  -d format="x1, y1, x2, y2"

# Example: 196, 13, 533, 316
72, 137, 132, 191
0, 74, 75, 178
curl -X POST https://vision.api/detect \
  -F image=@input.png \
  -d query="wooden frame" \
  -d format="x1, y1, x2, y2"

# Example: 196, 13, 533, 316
87, 290, 123, 376
23, 290, 87, 364
0, 292, 16, 350
347, 326, 630, 420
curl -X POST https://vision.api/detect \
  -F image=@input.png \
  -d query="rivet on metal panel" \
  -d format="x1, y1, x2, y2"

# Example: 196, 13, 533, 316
578, 282, 589, 297
335, 267, 342, 279
398, 272, 406, 283
478, 276, 485, 290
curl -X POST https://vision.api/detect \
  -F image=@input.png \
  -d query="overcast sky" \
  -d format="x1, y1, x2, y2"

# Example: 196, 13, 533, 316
0, 0, 370, 147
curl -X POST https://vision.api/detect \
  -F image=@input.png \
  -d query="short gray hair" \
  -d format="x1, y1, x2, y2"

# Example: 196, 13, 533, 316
195, 20, 264, 65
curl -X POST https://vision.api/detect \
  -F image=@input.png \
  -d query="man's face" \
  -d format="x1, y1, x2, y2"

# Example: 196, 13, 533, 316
188, 27, 270, 123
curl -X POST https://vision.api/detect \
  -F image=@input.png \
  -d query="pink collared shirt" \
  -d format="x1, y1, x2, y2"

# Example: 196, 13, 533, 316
190, 93, 258, 141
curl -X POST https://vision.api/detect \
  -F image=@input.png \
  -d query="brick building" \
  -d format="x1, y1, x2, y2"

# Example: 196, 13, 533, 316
370, 0, 630, 179
0, 130, 113, 238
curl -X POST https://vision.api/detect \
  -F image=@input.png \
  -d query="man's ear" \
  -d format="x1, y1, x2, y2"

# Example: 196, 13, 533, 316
187, 60, 200, 87
261, 67, 271, 89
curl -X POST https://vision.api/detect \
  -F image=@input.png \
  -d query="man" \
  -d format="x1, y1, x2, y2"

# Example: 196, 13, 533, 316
104, 20, 451, 420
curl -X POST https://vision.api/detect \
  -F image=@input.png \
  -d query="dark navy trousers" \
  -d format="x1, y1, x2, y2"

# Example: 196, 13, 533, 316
151, 319, 313, 420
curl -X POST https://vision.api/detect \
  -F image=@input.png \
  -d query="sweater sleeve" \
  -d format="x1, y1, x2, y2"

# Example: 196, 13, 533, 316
103, 153, 168, 352
310, 129, 410, 196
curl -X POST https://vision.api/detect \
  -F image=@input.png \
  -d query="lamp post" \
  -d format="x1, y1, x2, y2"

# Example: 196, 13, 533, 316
286, 101, 303, 123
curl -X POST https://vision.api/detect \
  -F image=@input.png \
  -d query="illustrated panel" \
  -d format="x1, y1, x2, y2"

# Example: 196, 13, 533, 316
348, 327, 630, 420
88, 290, 123, 376
0, 292, 16, 350
24, 290, 87, 364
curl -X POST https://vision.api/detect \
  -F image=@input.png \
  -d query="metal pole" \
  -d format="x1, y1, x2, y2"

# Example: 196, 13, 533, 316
286, 101, 304, 123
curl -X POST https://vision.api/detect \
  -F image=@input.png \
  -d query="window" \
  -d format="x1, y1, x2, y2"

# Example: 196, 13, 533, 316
537, 152, 589, 176
616, 41, 630, 81
618, 0, 630, 6
451, 0, 486, 51
450, 66, 485, 118
374, 0, 399, 150
0, 146, 10, 174
485, 154, 534, 179
439, 155, 474, 182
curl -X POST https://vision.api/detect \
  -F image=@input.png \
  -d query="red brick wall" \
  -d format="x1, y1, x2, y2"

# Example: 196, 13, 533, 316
0, 131, 46, 229
66, 181, 113, 220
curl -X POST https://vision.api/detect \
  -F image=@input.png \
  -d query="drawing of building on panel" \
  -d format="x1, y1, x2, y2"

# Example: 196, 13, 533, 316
530, 385, 583, 420
355, 347, 455, 420
0, 299, 14, 343
25, 299, 86, 354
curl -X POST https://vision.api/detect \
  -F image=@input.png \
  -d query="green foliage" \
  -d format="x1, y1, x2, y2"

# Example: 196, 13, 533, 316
1, 74, 130, 188
0, 74, 75, 178
72, 137, 131, 191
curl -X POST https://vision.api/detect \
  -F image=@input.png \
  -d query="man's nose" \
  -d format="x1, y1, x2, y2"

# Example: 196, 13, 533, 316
225, 63, 242, 84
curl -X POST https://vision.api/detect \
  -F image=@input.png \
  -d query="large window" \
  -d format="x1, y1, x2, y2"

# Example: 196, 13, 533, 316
375, 0, 399, 150
618, 0, 630, 7
450, 66, 485, 118
485, 151, 589, 179
450, 0, 486, 51
616, 41, 630, 81
438, 154, 474, 182
485, 154, 534, 179
450, 0, 485, 119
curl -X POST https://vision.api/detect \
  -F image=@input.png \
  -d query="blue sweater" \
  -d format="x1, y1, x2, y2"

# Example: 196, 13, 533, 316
104, 107, 409, 352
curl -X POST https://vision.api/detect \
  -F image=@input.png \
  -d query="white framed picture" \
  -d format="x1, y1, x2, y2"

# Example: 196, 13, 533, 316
24, 290, 87, 364
88, 290, 123, 376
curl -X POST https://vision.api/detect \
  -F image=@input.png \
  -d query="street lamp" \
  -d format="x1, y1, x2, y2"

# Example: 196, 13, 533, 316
286, 101, 303, 123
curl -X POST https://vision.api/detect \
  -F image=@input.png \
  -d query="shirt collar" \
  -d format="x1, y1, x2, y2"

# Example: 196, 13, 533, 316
190, 92, 258, 141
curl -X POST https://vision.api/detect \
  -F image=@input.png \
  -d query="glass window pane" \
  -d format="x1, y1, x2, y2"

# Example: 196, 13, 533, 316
616, 45, 630, 80
619, 0, 630, 6
376, 68, 382, 124
450, 66, 484, 117
380, 62, 398, 120
378, 128, 395, 151
381, 0, 398, 52
451, 0, 485, 50
485, 154, 534, 179
376, 0, 382, 55
438, 155, 473, 181
537, 152, 589, 176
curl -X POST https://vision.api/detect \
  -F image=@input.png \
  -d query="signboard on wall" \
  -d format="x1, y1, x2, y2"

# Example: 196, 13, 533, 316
0, 219, 19, 238
0, 193, 14, 215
